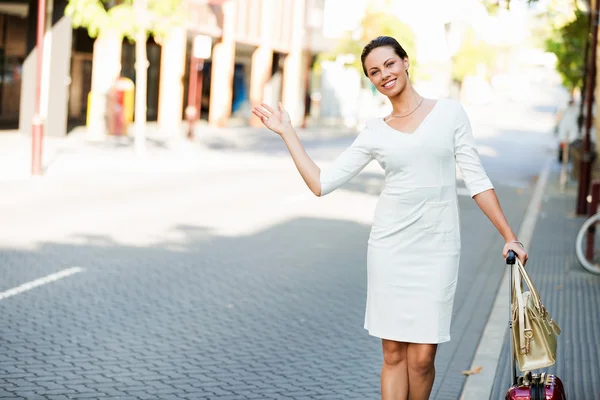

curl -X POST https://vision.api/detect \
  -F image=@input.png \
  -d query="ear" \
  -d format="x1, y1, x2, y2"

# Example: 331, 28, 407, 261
403, 58, 409, 70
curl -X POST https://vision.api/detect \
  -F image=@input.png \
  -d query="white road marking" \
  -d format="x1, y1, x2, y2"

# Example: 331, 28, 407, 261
459, 156, 553, 399
0, 267, 83, 301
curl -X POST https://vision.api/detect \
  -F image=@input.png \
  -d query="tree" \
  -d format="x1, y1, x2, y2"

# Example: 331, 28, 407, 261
315, 5, 418, 83
482, 0, 540, 13
65, 0, 186, 152
544, 8, 588, 96
451, 27, 498, 87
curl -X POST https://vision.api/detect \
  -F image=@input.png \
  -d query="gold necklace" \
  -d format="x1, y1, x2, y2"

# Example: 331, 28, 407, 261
388, 97, 424, 119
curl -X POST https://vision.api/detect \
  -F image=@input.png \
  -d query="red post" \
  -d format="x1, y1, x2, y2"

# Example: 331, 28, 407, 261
577, 0, 599, 214
195, 59, 204, 130
31, 0, 46, 176
186, 56, 199, 139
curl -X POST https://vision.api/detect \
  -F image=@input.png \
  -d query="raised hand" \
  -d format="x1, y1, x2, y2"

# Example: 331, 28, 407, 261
252, 102, 292, 136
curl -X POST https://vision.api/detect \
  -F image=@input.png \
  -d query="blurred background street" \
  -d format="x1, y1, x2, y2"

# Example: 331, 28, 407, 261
2, 0, 600, 399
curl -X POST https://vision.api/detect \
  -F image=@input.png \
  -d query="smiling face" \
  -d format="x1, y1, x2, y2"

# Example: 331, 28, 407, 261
363, 46, 410, 97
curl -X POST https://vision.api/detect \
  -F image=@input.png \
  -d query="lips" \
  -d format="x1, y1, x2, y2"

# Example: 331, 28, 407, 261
383, 79, 396, 89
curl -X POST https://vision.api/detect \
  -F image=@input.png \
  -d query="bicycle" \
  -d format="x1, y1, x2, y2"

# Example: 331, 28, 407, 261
575, 182, 600, 274
575, 213, 600, 274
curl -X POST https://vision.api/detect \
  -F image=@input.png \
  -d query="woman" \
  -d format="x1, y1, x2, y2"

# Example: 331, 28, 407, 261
252, 36, 528, 400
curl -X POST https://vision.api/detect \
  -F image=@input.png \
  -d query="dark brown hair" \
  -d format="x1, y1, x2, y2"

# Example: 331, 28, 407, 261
360, 36, 409, 77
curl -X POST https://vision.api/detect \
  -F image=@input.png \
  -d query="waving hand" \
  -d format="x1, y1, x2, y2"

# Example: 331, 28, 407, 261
252, 102, 292, 136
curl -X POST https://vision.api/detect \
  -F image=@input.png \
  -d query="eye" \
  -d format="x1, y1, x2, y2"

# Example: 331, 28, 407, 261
370, 70, 379, 76
386, 62, 395, 68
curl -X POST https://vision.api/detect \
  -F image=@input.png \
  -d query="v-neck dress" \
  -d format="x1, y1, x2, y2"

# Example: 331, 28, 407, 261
319, 98, 493, 343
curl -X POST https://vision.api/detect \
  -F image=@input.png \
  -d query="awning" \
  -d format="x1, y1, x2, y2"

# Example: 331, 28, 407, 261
0, 0, 29, 18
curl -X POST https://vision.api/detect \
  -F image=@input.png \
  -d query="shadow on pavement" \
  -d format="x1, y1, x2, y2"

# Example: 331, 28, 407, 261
0, 217, 382, 399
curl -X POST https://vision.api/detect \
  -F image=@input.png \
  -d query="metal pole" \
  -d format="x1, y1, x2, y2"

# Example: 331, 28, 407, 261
301, 0, 311, 129
31, 0, 46, 176
507, 253, 517, 387
577, 0, 599, 215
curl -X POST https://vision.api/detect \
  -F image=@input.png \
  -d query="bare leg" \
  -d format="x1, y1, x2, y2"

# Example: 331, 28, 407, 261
381, 339, 409, 400
406, 343, 437, 400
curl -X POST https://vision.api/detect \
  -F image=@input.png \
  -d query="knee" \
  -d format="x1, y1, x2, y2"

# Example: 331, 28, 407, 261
408, 353, 435, 375
382, 341, 407, 366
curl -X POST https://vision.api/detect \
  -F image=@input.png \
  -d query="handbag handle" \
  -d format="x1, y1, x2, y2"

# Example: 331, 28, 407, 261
513, 258, 543, 313
513, 257, 545, 356
513, 264, 528, 355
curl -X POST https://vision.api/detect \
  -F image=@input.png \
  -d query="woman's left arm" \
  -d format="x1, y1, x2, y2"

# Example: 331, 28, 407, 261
453, 101, 528, 264
473, 189, 528, 264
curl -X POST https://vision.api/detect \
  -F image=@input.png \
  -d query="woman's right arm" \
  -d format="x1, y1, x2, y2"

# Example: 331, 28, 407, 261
280, 125, 323, 196
252, 102, 322, 196
282, 124, 374, 197
252, 102, 373, 197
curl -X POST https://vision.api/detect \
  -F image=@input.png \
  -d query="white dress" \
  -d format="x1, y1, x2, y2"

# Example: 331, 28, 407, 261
320, 99, 493, 344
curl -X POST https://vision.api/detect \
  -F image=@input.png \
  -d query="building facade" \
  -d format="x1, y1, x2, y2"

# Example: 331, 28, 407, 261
0, 0, 331, 137
179, 0, 329, 130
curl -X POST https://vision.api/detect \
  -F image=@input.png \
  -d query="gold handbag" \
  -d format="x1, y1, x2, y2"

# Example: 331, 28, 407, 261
511, 258, 562, 371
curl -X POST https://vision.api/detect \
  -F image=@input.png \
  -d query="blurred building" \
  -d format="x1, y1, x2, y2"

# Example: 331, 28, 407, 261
178, 0, 331, 129
0, 0, 333, 137
0, 0, 32, 129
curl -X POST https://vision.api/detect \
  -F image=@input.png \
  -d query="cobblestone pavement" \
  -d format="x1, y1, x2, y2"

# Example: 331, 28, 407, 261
0, 85, 561, 399
490, 169, 600, 399
0, 167, 531, 400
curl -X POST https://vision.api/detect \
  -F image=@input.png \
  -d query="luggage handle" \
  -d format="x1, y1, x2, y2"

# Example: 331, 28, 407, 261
506, 250, 518, 387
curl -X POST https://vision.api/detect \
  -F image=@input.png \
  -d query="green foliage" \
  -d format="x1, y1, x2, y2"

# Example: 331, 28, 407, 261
148, 0, 187, 40
482, 0, 501, 15
313, 52, 336, 76
65, 0, 185, 40
451, 27, 498, 84
544, 8, 587, 93
483, 0, 540, 13
65, 0, 111, 38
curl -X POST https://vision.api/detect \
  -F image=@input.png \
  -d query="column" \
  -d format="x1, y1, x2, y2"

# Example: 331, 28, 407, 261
18, 1, 36, 136
19, 0, 49, 136
19, 0, 73, 137
208, 0, 237, 127
46, 0, 72, 137
282, 0, 306, 126
157, 27, 187, 135
87, 31, 122, 139
249, 0, 273, 127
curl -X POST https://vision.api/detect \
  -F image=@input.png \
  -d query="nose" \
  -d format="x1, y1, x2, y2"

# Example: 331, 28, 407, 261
382, 68, 391, 81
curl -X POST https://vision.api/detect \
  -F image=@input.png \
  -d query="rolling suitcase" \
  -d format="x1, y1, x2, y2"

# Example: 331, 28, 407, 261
504, 250, 566, 400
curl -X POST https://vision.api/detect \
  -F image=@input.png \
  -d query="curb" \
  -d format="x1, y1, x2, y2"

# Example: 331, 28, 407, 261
459, 156, 553, 399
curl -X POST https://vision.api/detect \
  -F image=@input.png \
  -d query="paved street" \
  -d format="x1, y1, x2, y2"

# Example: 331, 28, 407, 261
0, 77, 564, 399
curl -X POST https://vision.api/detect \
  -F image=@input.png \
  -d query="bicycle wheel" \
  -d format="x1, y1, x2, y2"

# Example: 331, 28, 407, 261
575, 212, 600, 274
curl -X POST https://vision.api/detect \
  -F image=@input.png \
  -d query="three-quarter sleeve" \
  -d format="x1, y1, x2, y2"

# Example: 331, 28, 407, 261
453, 104, 494, 197
320, 127, 374, 196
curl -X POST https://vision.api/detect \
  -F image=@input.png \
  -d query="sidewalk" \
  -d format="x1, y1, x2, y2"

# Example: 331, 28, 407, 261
471, 164, 600, 398
0, 121, 357, 182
